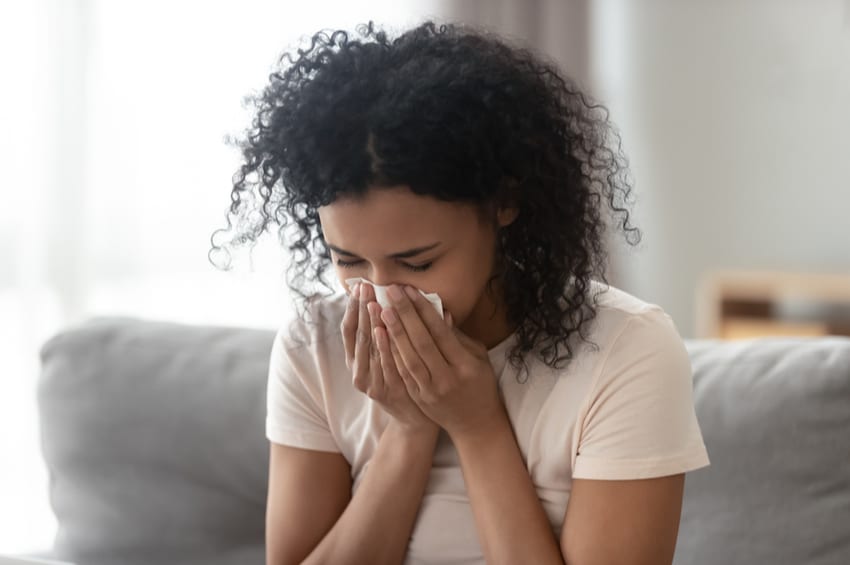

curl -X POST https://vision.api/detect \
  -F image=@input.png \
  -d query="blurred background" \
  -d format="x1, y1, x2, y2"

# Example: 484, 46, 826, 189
2, 0, 848, 555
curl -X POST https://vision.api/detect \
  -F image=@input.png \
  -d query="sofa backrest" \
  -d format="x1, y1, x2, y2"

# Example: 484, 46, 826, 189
38, 318, 850, 565
679, 337, 850, 565
38, 318, 274, 565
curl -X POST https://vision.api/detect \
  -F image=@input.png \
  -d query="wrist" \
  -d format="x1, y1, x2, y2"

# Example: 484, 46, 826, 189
449, 408, 513, 453
384, 419, 440, 450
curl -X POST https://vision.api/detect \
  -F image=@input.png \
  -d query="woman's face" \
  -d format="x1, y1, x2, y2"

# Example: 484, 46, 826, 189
318, 185, 516, 344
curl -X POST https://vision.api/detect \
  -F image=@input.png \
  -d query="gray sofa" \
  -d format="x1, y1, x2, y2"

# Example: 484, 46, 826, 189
34, 317, 850, 565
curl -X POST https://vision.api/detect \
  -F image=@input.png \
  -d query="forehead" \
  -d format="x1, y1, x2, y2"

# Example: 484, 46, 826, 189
318, 186, 483, 249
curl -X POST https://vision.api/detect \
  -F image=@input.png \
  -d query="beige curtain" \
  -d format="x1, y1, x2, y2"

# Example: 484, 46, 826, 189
439, 0, 592, 89
436, 0, 627, 286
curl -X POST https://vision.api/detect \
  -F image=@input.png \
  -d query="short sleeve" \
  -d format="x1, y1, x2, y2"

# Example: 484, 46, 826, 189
265, 327, 340, 453
572, 309, 710, 480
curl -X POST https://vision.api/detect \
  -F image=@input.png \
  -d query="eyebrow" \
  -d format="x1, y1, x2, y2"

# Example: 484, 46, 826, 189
327, 242, 441, 259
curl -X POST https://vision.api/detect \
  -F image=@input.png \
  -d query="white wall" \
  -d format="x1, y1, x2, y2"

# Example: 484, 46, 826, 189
0, 0, 449, 554
444, 0, 591, 89
595, 0, 850, 336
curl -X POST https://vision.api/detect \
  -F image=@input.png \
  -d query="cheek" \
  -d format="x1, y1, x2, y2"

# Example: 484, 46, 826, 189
428, 263, 493, 322
439, 290, 474, 323
332, 266, 358, 296
331, 266, 346, 287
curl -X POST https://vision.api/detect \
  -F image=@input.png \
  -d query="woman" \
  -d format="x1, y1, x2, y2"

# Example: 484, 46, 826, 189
213, 21, 709, 565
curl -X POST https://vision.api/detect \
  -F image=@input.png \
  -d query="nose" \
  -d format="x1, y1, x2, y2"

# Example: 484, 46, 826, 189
366, 266, 399, 289
364, 267, 410, 296
343, 269, 402, 296
368, 276, 394, 288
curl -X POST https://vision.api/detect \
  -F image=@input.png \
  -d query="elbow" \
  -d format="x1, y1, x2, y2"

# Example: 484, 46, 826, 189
266, 545, 310, 565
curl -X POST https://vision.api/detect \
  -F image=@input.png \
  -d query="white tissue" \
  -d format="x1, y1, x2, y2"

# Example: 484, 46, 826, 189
345, 277, 444, 319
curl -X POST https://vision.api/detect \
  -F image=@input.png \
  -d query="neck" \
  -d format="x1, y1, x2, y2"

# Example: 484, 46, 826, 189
459, 286, 517, 350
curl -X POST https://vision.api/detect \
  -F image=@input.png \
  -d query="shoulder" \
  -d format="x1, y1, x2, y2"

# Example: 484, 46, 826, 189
578, 282, 692, 406
274, 292, 348, 353
586, 280, 684, 352
566, 284, 709, 480
554, 281, 691, 389
519, 281, 687, 386
268, 292, 349, 397
589, 280, 664, 319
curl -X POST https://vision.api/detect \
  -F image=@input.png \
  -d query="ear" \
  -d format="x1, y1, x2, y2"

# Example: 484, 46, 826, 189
496, 206, 519, 228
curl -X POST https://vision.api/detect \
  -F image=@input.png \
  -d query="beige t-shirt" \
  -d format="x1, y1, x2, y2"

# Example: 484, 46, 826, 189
266, 282, 710, 564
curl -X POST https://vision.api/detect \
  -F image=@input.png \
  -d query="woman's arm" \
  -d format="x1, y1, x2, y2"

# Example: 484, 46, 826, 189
452, 412, 565, 565
560, 475, 685, 565
303, 422, 438, 565
265, 443, 351, 564
454, 414, 686, 565
266, 421, 439, 565
379, 287, 684, 562
379, 286, 565, 563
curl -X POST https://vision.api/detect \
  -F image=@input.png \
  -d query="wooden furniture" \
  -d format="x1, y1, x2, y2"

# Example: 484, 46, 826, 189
696, 271, 850, 339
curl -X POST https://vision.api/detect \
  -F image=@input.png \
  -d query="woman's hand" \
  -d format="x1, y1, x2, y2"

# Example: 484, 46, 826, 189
379, 285, 507, 441
342, 283, 438, 436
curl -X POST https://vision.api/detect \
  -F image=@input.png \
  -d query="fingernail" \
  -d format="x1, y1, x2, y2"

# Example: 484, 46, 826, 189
381, 308, 398, 325
387, 285, 403, 302
404, 286, 418, 300
351, 283, 360, 299
368, 302, 380, 319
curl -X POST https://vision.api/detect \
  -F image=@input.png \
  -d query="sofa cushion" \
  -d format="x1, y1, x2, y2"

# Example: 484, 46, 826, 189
38, 317, 275, 565
677, 337, 850, 565
38, 319, 850, 565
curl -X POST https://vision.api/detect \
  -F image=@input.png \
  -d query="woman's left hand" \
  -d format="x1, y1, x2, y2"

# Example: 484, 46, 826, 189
379, 284, 507, 441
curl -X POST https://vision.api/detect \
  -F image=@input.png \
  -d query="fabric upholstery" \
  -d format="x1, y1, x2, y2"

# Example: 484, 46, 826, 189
38, 318, 274, 565
677, 337, 850, 565
36, 319, 850, 565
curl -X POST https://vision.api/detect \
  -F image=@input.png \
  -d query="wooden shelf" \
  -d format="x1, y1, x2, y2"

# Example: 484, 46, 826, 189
696, 270, 850, 339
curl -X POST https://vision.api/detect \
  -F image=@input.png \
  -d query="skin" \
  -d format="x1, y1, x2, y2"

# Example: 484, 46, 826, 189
319, 185, 518, 351
265, 184, 685, 564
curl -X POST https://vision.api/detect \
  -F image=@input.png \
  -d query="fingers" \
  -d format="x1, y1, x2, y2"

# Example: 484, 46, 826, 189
384, 328, 421, 399
353, 284, 395, 401
374, 324, 413, 398
366, 301, 386, 400
387, 285, 465, 369
341, 283, 360, 369
452, 326, 490, 360
381, 310, 432, 388
440, 311, 481, 355
351, 283, 373, 393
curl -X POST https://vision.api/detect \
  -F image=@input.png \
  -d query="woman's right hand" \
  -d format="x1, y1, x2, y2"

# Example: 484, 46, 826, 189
342, 283, 438, 435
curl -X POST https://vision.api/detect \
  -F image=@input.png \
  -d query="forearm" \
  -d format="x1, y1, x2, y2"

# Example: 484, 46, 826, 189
303, 421, 438, 565
453, 413, 565, 565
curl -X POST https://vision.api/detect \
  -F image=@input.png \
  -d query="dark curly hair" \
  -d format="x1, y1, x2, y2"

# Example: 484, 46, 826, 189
210, 20, 640, 374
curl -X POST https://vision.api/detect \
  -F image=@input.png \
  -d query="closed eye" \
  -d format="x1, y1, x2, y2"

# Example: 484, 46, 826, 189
405, 262, 432, 272
335, 259, 432, 272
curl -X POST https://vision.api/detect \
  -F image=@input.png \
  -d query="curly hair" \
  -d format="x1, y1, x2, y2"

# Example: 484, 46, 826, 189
210, 20, 640, 374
